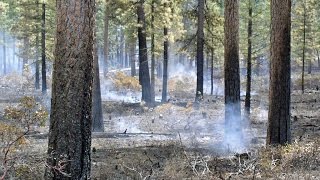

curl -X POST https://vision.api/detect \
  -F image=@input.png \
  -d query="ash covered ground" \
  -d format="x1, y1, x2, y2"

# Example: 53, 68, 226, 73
0, 67, 319, 179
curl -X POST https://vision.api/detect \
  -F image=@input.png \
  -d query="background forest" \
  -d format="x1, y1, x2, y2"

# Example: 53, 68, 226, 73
0, 0, 320, 179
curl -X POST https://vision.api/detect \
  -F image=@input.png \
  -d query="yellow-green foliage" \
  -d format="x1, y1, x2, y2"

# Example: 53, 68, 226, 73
0, 96, 48, 179
111, 71, 141, 91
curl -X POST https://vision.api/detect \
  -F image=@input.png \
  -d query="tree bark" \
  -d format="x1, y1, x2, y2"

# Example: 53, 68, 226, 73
103, 0, 109, 76
224, 0, 241, 144
210, 46, 214, 95
162, 22, 169, 103
245, 0, 253, 115
44, 0, 95, 179
267, 0, 291, 145
301, 3, 306, 93
120, 28, 125, 68
150, 0, 156, 103
195, 0, 205, 101
41, 3, 47, 94
35, 0, 40, 89
130, 40, 136, 77
35, 32, 40, 89
137, 0, 152, 103
92, 8, 104, 132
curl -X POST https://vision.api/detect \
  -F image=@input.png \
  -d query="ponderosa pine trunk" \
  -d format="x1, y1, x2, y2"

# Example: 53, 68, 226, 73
35, 0, 40, 89
224, 0, 241, 145
137, 0, 152, 103
301, 3, 306, 93
92, 9, 104, 132
41, 3, 47, 94
195, 0, 204, 101
245, 0, 253, 115
162, 23, 168, 103
103, 0, 109, 76
150, 0, 156, 104
267, 0, 291, 145
130, 40, 136, 77
44, 0, 95, 179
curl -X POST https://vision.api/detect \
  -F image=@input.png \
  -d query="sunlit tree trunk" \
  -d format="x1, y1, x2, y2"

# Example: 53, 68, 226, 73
44, 0, 95, 179
267, 0, 291, 145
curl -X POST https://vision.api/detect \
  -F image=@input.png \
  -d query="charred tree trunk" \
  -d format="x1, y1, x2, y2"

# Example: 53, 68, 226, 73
92, 37, 104, 132
35, 33, 40, 89
44, 0, 95, 179
103, 0, 109, 76
245, 0, 253, 115
162, 23, 169, 103
130, 40, 136, 77
150, 0, 156, 104
301, 4, 306, 93
137, 0, 152, 103
41, 3, 47, 94
120, 29, 124, 68
195, 0, 204, 101
267, 0, 291, 145
35, 0, 40, 89
210, 46, 214, 95
224, 0, 241, 145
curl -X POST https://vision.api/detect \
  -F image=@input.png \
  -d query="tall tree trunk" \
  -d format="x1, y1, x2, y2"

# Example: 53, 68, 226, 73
103, 0, 109, 76
150, 0, 156, 103
224, 0, 241, 146
92, 30, 104, 132
302, 4, 306, 93
157, 60, 162, 78
44, 0, 95, 179
210, 46, 214, 95
137, 0, 152, 103
120, 28, 124, 68
41, 3, 47, 94
267, 0, 291, 145
245, 0, 253, 115
125, 42, 129, 68
35, 33, 40, 89
35, 0, 40, 89
195, 0, 204, 101
162, 21, 169, 103
130, 40, 136, 76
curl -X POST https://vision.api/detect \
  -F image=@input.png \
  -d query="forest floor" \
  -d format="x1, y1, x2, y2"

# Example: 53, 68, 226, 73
0, 71, 319, 179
